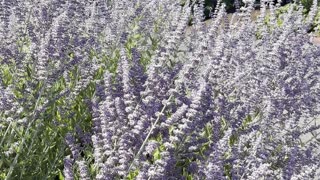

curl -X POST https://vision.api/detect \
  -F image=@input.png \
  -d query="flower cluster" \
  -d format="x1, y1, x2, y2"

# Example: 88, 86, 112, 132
0, 0, 319, 179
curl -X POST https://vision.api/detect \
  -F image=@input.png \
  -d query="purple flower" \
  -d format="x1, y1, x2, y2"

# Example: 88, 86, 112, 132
63, 156, 74, 180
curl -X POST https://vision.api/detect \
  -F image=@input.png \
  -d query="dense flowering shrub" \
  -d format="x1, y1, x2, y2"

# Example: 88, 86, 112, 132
0, 0, 319, 179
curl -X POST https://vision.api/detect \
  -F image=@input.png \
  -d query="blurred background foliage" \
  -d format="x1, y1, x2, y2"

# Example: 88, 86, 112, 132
180, 0, 319, 17
180, 0, 320, 34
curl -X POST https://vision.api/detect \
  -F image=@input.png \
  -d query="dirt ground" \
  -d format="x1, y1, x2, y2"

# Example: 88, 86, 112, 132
311, 36, 320, 46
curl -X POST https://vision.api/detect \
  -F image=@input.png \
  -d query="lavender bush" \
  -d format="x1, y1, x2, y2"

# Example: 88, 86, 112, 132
0, 0, 319, 179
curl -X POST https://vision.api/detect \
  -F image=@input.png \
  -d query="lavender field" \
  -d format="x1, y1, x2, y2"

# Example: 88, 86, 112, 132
0, 0, 320, 179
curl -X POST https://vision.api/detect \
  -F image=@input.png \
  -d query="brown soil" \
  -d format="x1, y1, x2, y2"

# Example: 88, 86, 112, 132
311, 36, 320, 46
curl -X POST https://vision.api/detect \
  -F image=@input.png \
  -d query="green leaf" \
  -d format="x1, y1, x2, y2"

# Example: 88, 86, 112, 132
126, 169, 139, 180
26, 64, 32, 79
186, 174, 193, 180
58, 170, 64, 180
224, 163, 232, 180
153, 148, 161, 160
1, 65, 13, 86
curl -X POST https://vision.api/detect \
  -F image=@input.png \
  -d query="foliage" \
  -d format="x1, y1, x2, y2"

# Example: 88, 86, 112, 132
313, 6, 320, 35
